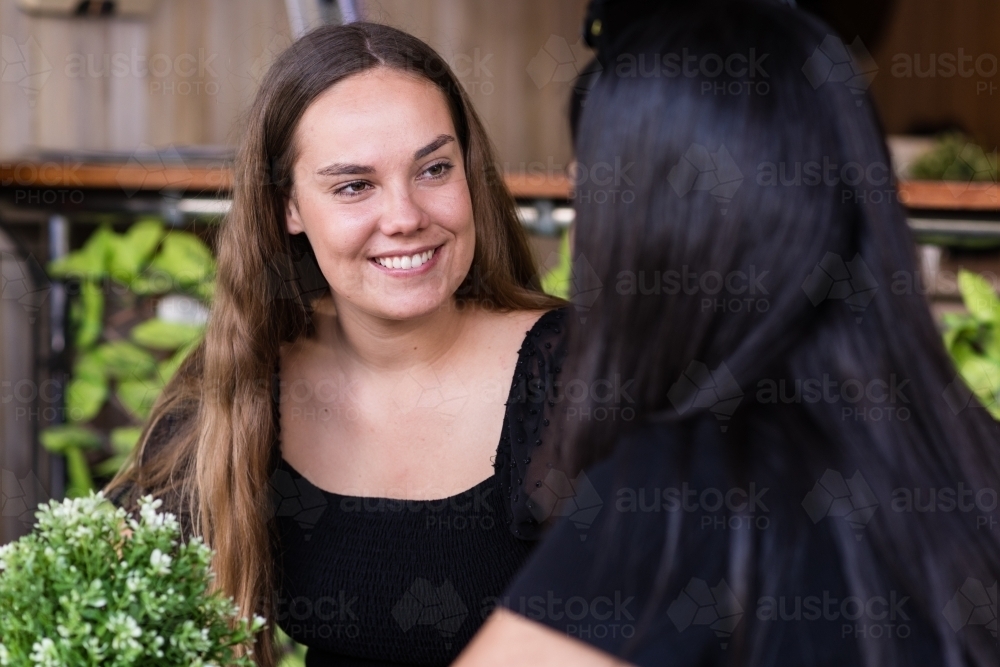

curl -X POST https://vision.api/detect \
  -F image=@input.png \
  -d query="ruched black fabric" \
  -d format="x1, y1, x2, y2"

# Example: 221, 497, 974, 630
273, 308, 569, 666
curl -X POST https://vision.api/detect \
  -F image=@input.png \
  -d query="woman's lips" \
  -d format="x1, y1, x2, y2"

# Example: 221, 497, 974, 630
370, 244, 442, 273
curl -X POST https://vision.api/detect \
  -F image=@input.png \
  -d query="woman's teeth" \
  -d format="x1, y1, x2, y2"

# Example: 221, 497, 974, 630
375, 247, 436, 270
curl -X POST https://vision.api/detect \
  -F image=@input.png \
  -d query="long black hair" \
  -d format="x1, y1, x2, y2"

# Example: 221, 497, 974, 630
562, 1, 1000, 664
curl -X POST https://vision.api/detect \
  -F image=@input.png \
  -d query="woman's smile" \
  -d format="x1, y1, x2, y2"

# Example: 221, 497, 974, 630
369, 243, 444, 274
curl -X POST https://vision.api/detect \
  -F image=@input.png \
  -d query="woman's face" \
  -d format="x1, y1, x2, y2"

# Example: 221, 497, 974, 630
285, 67, 475, 321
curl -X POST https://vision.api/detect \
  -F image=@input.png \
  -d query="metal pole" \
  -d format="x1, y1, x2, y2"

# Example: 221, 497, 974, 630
47, 214, 68, 500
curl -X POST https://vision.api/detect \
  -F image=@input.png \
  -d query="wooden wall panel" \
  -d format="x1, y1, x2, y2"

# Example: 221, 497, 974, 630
870, 0, 1000, 148
2, 1, 996, 163
0, 0, 589, 169
360, 0, 590, 170
0, 0, 291, 158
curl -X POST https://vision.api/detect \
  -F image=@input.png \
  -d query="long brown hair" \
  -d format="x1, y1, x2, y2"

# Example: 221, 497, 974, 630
107, 22, 560, 665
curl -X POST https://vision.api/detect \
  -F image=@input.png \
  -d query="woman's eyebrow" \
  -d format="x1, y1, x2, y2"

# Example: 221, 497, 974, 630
316, 163, 375, 177
414, 134, 455, 160
315, 135, 455, 176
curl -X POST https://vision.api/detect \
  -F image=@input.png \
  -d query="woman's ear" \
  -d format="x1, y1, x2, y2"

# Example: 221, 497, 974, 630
285, 191, 306, 235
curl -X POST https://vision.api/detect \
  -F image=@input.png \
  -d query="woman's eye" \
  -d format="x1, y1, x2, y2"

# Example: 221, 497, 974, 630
335, 181, 371, 197
423, 161, 453, 179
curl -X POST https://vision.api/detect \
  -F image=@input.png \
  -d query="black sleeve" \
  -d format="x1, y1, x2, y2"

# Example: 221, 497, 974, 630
501, 416, 947, 667
496, 308, 571, 540
501, 421, 731, 666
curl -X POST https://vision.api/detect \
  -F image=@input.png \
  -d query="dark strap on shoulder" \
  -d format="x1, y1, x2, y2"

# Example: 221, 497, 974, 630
496, 308, 570, 540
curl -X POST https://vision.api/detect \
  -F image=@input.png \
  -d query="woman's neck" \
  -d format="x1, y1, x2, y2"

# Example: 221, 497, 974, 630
309, 293, 471, 372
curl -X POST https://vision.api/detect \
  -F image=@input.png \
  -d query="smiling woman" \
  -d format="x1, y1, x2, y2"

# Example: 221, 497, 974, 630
284, 70, 478, 323
104, 22, 565, 667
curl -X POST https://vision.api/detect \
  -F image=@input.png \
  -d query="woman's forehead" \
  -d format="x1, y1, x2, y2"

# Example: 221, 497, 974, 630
293, 68, 457, 168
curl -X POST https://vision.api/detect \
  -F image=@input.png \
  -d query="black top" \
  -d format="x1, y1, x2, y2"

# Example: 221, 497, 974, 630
503, 415, 947, 667
272, 308, 569, 666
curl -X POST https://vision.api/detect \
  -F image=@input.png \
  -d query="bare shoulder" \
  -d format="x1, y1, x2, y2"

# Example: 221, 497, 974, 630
474, 307, 551, 337
470, 310, 548, 349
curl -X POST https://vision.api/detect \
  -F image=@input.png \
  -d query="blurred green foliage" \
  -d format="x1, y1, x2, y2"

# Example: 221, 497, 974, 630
942, 270, 1000, 419
42, 219, 215, 497
909, 133, 998, 182
540, 231, 571, 299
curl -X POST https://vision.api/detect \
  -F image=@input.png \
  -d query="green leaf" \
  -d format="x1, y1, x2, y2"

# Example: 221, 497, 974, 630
39, 424, 102, 453
64, 447, 95, 498
108, 219, 165, 285
942, 316, 980, 353
93, 453, 130, 477
74, 348, 106, 382
47, 225, 116, 281
958, 270, 1000, 325
110, 426, 143, 455
74, 280, 104, 349
957, 355, 1000, 414
131, 318, 204, 351
541, 232, 572, 299
158, 337, 200, 383
148, 231, 216, 287
95, 340, 157, 379
117, 375, 165, 420
194, 279, 215, 302
982, 327, 1000, 364
66, 373, 108, 423
130, 269, 177, 295
948, 338, 978, 371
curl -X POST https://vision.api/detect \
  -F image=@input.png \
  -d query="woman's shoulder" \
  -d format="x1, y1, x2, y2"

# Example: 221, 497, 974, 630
474, 306, 567, 345
502, 306, 569, 363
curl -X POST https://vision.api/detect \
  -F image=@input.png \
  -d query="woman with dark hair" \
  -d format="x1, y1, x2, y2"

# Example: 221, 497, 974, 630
458, 1, 1000, 665
106, 22, 566, 666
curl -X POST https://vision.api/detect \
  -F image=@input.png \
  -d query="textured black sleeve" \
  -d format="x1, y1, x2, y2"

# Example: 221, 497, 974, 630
495, 308, 571, 540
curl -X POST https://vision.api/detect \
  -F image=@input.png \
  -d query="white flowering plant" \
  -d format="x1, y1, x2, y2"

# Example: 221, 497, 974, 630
0, 492, 265, 666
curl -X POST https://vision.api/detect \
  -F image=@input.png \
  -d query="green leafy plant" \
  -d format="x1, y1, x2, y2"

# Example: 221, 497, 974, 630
941, 269, 1000, 419
541, 231, 572, 299
43, 220, 215, 496
909, 133, 998, 183
0, 492, 264, 666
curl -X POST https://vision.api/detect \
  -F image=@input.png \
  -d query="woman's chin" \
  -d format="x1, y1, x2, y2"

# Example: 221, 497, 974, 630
364, 294, 457, 322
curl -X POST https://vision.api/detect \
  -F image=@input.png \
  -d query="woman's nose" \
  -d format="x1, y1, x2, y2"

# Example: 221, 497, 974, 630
379, 184, 428, 236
